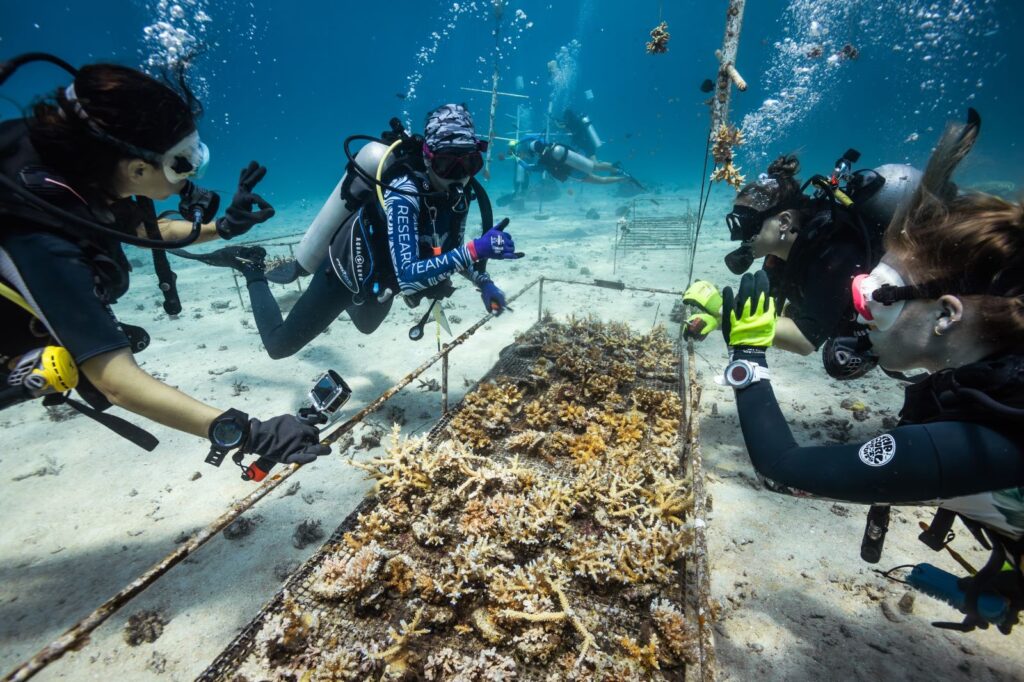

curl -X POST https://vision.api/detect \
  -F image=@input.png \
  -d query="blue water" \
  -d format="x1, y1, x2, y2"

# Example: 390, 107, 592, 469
1, 1, 1021, 215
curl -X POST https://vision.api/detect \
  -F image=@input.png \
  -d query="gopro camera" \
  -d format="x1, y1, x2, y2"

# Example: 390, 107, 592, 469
309, 369, 352, 415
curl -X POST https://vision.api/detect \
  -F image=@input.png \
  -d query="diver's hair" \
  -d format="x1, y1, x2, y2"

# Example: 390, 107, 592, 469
884, 112, 1024, 351
736, 154, 809, 219
27, 62, 201, 191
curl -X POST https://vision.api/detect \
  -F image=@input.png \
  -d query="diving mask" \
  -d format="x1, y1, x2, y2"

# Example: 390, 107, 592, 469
424, 141, 487, 180
725, 204, 769, 242
162, 130, 210, 183
851, 262, 906, 331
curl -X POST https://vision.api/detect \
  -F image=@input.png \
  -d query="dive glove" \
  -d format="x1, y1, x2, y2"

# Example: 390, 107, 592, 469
721, 270, 776, 354
479, 280, 509, 315
216, 161, 276, 239
683, 280, 723, 318
684, 313, 719, 341
683, 280, 723, 341
468, 218, 524, 261
246, 414, 331, 465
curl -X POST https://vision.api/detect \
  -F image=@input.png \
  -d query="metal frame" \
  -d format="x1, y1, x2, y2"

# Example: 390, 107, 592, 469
613, 200, 698, 273
4, 276, 717, 682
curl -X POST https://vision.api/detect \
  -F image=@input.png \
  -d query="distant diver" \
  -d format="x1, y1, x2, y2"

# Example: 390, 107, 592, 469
183, 104, 523, 359
0, 53, 328, 470
508, 134, 643, 188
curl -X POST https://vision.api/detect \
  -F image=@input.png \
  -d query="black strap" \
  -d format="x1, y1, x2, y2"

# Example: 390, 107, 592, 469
136, 197, 182, 316
920, 508, 958, 551
43, 393, 159, 451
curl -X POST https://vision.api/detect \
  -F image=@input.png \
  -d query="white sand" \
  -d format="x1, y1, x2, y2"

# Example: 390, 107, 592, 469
1, 186, 1021, 680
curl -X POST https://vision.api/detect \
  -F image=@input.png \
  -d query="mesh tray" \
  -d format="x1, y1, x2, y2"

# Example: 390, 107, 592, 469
198, 319, 707, 682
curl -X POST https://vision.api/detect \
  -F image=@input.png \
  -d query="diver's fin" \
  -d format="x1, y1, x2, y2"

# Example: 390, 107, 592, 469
170, 245, 266, 272
265, 259, 307, 284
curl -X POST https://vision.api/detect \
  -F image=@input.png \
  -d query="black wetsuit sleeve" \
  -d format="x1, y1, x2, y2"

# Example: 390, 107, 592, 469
789, 240, 863, 349
0, 231, 130, 364
735, 378, 1024, 503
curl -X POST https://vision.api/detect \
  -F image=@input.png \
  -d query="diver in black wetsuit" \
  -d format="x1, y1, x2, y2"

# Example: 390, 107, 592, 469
717, 110, 1024, 632
684, 154, 923, 379
189, 104, 522, 359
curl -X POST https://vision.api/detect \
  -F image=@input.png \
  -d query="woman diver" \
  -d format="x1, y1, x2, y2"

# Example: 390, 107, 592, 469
190, 103, 523, 360
0, 55, 328, 476
684, 153, 922, 379
719, 110, 1024, 632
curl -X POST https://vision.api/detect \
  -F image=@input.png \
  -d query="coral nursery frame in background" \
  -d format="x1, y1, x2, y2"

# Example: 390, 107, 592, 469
3, 277, 715, 682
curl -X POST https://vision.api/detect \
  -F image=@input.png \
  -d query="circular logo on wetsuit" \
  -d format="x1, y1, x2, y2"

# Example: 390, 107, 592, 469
858, 434, 896, 467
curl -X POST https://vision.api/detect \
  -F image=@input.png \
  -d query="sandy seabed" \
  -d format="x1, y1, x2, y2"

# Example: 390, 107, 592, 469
1, 184, 1022, 681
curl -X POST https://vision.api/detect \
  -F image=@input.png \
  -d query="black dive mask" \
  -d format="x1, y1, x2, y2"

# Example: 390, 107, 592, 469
448, 183, 470, 214
724, 243, 755, 274
726, 204, 769, 242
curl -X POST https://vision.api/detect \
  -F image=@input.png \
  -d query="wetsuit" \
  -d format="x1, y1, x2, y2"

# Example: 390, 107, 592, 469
243, 173, 491, 359
766, 209, 871, 349
733, 356, 1024, 539
0, 121, 142, 401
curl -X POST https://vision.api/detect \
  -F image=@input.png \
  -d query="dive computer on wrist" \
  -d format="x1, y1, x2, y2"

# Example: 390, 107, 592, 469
205, 408, 250, 466
723, 359, 770, 389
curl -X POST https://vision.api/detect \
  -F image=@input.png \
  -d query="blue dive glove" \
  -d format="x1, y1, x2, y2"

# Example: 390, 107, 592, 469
480, 281, 509, 315
468, 218, 524, 261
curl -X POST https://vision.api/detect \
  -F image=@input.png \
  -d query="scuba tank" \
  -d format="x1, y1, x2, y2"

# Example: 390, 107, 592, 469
579, 114, 602, 152
548, 143, 595, 175
295, 140, 395, 274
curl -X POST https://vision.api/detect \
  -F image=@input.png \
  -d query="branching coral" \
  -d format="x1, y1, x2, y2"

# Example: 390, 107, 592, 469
650, 597, 699, 665
259, 594, 319, 665
235, 316, 701, 681
310, 543, 393, 601
710, 123, 746, 190
646, 21, 670, 54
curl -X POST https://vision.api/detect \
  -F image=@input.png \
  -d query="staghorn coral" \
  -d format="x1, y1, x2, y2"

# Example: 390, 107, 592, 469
230, 316, 701, 681
412, 510, 451, 548
650, 597, 699, 665
710, 123, 746, 190
646, 21, 670, 54
618, 633, 660, 670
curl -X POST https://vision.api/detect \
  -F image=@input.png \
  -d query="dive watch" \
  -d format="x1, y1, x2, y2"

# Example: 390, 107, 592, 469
206, 408, 250, 466
723, 359, 770, 390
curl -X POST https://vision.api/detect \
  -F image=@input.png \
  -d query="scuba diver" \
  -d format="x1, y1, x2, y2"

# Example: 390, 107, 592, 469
560, 108, 603, 159
0, 54, 328, 477
185, 103, 523, 360
718, 109, 1024, 634
509, 133, 643, 188
684, 151, 923, 380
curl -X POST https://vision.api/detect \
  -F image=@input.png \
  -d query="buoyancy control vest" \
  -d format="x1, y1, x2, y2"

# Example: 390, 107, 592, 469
902, 354, 1024, 633
0, 118, 137, 302
328, 154, 494, 309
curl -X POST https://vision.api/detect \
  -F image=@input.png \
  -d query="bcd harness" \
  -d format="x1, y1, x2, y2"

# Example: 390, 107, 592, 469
886, 355, 1024, 633
0, 120, 172, 449
331, 118, 494, 309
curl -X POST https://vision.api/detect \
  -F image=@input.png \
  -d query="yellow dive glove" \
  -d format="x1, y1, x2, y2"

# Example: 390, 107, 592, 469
683, 280, 723, 341
721, 270, 776, 350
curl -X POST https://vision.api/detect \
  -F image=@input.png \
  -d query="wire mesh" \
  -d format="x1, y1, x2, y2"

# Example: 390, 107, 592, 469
198, 318, 710, 682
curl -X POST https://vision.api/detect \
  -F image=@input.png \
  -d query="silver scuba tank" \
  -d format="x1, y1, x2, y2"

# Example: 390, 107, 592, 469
295, 140, 394, 274
580, 114, 602, 151
550, 143, 595, 175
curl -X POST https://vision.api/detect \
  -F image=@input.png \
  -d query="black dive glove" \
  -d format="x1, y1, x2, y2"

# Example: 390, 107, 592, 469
216, 161, 276, 239
246, 414, 330, 465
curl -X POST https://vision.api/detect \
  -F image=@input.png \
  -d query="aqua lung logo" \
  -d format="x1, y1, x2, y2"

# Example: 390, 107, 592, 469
858, 434, 896, 467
